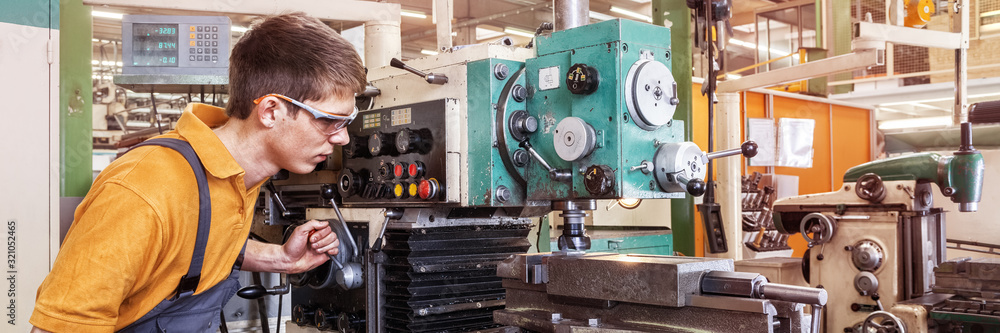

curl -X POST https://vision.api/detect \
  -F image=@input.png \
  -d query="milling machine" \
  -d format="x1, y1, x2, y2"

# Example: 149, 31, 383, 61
772, 121, 990, 332
266, 11, 827, 333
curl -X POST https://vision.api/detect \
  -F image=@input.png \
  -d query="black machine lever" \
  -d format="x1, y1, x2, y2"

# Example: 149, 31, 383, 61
390, 58, 449, 85
372, 208, 403, 252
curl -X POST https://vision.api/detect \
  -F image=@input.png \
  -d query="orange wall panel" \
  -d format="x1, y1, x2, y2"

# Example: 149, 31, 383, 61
772, 96, 834, 195
831, 105, 873, 190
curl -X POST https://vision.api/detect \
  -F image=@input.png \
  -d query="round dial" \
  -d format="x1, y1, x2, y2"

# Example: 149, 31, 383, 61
368, 131, 396, 156
395, 128, 431, 154
625, 59, 678, 130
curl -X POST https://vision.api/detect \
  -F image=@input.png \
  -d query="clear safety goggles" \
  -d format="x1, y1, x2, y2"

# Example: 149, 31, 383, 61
254, 93, 357, 135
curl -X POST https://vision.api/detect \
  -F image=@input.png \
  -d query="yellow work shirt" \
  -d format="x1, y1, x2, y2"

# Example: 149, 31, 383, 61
31, 104, 263, 332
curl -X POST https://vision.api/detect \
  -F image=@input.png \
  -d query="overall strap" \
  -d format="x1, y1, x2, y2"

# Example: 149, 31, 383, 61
131, 138, 211, 296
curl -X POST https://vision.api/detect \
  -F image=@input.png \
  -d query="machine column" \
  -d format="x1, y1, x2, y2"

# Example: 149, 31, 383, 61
714, 92, 742, 259
364, 20, 401, 69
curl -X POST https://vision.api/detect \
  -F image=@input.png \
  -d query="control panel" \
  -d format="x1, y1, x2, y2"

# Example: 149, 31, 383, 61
121, 15, 231, 76
523, 19, 685, 201
338, 99, 452, 206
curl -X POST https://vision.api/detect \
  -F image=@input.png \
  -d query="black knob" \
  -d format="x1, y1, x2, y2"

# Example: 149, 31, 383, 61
583, 165, 615, 195
337, 312, 366, 331
687, 179, 707, 197
236, 285, 267, 299
338, 168, 366, 197
292, 304, 315, 326
512, 149, 529, 167
396, 128, 432, 154
741, 140, 758, 158
566, 63, 600, 95
343, 135, 369, 158
315, 308, 336, 330
512, 84, 527, 102
320, 184, 337, 200
368, 131, 396, 156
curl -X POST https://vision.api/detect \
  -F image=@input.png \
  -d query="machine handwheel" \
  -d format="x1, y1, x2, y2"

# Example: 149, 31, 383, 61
855, 173, 887, 203
799, 213, 836, 247
862, 311, 905, 333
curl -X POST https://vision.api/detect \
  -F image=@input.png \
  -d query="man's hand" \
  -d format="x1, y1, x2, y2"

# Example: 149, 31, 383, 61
243, 219, 340, 273
283, 220, 341, 273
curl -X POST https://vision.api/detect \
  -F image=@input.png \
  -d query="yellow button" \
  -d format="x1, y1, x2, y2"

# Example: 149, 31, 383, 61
408, 183, 418, 197
190, 41, 196, 46
190, 33, 196, 39
393, 184, 404, 198
189, 26, 196, 32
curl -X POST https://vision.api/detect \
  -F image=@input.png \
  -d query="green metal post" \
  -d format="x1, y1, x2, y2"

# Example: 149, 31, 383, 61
60, 0, 92, 197
654, 0, 695, 256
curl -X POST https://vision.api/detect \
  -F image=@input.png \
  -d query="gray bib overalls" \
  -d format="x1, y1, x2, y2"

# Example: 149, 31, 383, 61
117, 138, 245, 333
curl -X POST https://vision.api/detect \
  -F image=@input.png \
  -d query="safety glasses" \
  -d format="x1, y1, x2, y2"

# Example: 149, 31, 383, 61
254, 93, 357, 135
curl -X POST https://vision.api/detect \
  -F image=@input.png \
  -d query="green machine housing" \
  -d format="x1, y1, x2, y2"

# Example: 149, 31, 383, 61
524, 19, 685, 201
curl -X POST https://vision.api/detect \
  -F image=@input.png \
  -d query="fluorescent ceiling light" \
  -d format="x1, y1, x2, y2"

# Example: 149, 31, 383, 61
92, 10, 123, 20
401, 9, 427, 19
878, 116, 952, 130
728, 38, 799, 58
420, 49, 439, 56
476, 27, 505, 40
231, 26, 249, 33
589, 11, 616, 21
504, 27, 535, 38
610, 6, 652, 23
881, 92, 1000, 107
981, 10, 1000, 17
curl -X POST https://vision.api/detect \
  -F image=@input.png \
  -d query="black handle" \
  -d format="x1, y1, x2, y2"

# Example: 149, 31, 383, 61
389, 58, 406, 69
237, 285, 268, 299
741, 140, 758, 158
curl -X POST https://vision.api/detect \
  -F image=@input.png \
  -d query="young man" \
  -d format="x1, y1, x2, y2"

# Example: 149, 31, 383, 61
30, 12, 366, 332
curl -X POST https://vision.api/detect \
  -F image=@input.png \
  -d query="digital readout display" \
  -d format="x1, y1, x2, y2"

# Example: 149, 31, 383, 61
132, 23, 179, 67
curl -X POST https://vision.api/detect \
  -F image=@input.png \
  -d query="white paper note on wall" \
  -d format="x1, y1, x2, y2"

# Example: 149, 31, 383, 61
747, 118, 776, 166
777, 118, 815, 168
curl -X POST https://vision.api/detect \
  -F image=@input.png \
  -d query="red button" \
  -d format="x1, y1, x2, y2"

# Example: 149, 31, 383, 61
408, 161, 424, 178
393, 163, 404, 178
418, 178, 439, 200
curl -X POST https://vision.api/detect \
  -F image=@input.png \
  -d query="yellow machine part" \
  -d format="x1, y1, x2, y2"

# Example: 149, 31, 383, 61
905, 0, 935, 28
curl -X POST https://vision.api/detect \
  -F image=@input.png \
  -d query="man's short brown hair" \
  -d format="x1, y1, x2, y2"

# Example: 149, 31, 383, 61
227, 12, 366, 119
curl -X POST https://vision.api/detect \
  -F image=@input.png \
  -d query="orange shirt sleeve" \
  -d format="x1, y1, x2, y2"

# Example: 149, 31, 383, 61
31, 181, 164, 333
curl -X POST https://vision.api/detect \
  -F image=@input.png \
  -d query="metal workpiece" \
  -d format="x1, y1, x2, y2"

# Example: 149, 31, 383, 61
553, 0, 589, 31
933, 257, 1000, 297
544, 253, 733, 307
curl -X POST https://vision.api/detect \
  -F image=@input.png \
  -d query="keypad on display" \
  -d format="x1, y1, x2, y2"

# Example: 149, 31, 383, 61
187, 25, 221, 63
